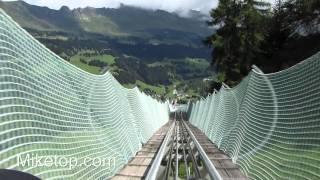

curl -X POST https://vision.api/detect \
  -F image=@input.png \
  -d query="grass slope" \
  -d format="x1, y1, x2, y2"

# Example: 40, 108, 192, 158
69, 50, 116, 74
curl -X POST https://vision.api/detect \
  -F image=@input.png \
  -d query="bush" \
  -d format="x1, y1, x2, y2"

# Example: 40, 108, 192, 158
80, 58, 87, 64
88, 59, 108, 68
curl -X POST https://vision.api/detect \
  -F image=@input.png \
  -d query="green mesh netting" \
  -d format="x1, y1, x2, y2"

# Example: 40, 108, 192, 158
0, 9, 169, 179
188, 53, 320, 179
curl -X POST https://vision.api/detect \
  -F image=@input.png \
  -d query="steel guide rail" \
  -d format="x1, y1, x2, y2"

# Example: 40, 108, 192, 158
182, 120, 223, 180
180, 120, 201, 178
147, 112, 225, 180
145, 121, 175, 180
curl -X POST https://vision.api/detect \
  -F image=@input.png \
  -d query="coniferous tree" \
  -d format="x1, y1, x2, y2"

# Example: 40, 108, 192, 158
204, 0, 242, 84
239, 0, 270, 73
205, 0, 270, 84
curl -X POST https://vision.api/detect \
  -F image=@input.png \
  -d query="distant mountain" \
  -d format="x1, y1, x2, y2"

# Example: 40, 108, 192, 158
0, 0, 214, 61
0, 1, 211, 39
0, 1, 81, 32
0, 0, 215, 97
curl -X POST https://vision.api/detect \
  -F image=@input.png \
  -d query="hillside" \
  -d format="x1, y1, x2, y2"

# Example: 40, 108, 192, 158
0, 1, 210, 42
0, 1, 215, 98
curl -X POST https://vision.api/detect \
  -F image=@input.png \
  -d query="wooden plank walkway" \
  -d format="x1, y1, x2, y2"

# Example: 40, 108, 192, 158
112, 122, 172, 180
187, 122, 248, 180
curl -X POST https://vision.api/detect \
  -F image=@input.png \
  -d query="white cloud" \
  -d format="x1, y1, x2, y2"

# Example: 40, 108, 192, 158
3, 0, 276, 16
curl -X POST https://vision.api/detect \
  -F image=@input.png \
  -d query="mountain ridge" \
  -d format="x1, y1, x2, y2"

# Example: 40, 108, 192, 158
0, 0, 214, 98
0, 1, 211, 38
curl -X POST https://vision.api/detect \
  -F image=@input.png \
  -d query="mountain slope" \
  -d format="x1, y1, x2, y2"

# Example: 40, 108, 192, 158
0, 1, 214, 98
0, 1, 211, 39
0, 1, 81, 32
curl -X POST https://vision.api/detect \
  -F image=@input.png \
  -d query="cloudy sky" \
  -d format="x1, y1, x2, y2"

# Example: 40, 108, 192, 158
3, 0, 275, 16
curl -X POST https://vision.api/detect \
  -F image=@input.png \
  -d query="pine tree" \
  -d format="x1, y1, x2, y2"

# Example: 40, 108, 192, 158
204, 0, 242, 84
205, 0, 270, 84
239, 0, 270, 73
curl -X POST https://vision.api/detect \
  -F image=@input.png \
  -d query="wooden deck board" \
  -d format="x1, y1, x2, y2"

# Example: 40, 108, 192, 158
112, 122, 172, 180
187, 122, 248, 180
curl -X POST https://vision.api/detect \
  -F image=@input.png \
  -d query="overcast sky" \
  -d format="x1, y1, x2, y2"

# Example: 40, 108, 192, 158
3, 0, 275, 16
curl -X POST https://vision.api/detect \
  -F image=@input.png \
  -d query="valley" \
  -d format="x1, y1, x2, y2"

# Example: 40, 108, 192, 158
0, 0, 215, 99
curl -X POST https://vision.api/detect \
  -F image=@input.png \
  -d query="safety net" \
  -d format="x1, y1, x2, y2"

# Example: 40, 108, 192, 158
188, 52, 320, 179
0, 9, 169, 179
